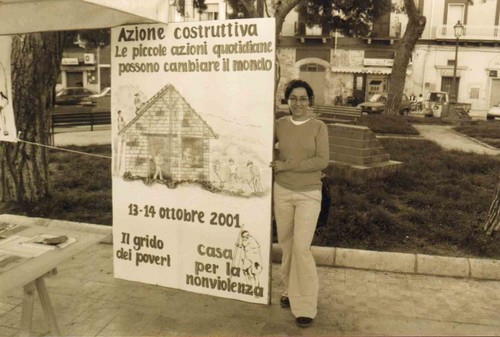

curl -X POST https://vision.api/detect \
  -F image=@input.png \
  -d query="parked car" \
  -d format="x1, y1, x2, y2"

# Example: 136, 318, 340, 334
487, 104, 500, 120
422, 91, 471, 118
55, 87, 96, 105
81, 87, 111, 112
357, 93, 411, 115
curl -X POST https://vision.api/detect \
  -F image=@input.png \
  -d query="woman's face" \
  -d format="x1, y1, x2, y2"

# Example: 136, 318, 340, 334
288, 87, 310, 121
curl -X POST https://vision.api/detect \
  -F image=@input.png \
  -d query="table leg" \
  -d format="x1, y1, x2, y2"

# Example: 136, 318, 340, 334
19, 276, 61, 337
35, 276, 61, 336
20, 281, 36, 337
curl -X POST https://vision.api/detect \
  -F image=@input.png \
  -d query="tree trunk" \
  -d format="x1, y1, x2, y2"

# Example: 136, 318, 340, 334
385, 0, 426, 115
484, 176, 500, 236
275, 0, 302, 39
274, 0, 302, 95
0, 32, 64, 202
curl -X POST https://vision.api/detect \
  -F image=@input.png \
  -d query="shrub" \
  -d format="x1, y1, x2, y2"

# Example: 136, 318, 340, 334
358, 115, 420, 135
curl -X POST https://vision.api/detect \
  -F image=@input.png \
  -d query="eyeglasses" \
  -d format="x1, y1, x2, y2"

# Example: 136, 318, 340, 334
288, 96, 310, 104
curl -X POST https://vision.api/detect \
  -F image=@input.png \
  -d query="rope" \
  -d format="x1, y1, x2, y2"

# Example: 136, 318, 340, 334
16, 138, 111, 159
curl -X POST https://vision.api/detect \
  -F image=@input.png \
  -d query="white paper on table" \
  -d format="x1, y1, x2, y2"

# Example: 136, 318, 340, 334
0, 235, 51, 257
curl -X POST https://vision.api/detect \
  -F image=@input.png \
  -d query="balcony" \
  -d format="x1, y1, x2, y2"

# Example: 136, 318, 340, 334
435, 24, 500, 42
295, 23, 331, 43
306, 25, 322, 36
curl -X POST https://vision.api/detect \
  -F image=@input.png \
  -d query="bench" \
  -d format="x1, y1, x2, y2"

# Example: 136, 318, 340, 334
314, 105, 362, 124
52, 111, 111, 133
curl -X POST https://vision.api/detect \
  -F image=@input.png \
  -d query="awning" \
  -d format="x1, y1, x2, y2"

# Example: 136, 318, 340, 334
61, 65, 95, 71
0, 0, 169, 35
331, 67, 393, 75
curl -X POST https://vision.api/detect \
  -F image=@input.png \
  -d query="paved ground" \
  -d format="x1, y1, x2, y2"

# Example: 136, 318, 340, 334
413, 124, 500, 155
1, 242, 499, 337
1, 124, 491, 336
53, 126, 111, 147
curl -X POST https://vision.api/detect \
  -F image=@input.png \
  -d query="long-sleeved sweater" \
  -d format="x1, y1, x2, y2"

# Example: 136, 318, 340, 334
274, 116, 329, 191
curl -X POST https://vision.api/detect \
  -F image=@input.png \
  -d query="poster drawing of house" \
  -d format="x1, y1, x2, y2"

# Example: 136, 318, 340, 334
118, 84, 217, 183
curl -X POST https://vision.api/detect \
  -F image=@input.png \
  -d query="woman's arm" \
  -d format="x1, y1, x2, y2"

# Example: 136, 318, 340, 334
282, 122, 329, 172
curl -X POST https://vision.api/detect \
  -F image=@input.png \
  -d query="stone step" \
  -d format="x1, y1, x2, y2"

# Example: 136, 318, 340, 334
329, 136, 381, 149
327, 125, 375, 141
332, 152, 391, 166
330, 144, 387, 157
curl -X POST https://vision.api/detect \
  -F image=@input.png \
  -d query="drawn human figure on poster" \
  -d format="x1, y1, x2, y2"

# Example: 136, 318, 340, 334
233, 229, 263, 290
113, 110, 127, 175
111, 19, 275, 305
153, 151, 164, 180
115, 83, 269, 197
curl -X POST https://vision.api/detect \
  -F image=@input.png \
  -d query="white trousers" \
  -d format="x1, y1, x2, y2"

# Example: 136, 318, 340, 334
273, 182, 320, 318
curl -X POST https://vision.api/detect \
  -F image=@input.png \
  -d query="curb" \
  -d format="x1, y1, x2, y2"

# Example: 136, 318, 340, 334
449, 128, 500, 152
2, 214, 499, 280
271, 243, 500, 280
375, 134, 424, 140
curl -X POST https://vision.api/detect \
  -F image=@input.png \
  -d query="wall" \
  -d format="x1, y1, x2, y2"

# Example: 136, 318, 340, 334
466, 0, 497, 26
413, 44, 500, 113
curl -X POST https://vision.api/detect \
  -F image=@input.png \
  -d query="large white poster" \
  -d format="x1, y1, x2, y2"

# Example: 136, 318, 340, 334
0, 36, 17, 143
112, 18, 275, 304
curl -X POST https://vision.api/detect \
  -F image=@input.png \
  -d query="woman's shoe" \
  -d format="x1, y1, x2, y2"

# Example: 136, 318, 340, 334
296, 317, 313, 328
280, 296, 290, 308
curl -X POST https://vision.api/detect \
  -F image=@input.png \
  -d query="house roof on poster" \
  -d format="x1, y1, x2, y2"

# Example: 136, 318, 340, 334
0, 0, 168, 35
119, 84, 218, 139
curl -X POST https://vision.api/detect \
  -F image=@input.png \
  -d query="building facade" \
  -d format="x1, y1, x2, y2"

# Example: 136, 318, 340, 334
57, 44, 110, 94
275, 0, 500, 115
59, 0, 500, 115
275, 0, 413, 107
412, 0, 500, 115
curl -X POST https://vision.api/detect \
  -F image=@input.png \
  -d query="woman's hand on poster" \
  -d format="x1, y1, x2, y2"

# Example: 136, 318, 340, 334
270, 160, 287, 172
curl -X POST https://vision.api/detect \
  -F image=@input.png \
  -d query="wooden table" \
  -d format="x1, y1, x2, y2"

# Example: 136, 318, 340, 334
0, 224, 105, 337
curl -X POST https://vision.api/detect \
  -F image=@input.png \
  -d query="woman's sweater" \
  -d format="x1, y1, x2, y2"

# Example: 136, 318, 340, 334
274, 116, 329, 191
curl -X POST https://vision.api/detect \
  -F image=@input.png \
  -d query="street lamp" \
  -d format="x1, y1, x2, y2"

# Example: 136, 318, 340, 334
451, 20, 464, 103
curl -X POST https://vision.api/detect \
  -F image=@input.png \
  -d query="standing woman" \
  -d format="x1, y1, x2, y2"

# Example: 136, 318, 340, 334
271, 79, 329, 327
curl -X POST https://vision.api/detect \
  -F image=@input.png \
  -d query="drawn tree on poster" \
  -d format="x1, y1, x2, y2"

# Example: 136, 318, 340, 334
0, 30, 109, 202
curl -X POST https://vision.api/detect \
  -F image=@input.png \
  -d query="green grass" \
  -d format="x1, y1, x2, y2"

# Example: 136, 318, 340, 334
315, 138, 500, 259
454, 121, 500, 148
0, 145, 112, 225
1, 128, 499, 259
358, 115, 420, 135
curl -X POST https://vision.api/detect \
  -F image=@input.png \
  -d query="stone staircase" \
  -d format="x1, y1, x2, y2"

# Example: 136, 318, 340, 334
327, 123, 402, 181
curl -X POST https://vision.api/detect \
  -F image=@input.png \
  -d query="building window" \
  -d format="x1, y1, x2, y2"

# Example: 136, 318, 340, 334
446, 2, 466, 25
182, 138, 203, 168
447, 59, 456, 66
470, 87, 480, 99
441, 76, 460, 94
202, 11, 218, 21
299, 64, 325, 72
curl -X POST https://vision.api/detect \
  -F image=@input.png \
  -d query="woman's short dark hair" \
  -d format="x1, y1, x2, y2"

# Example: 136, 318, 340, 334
284, 79, 314, 101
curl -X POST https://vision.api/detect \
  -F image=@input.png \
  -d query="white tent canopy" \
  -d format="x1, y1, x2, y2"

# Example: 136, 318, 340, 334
0, 0, 169, 35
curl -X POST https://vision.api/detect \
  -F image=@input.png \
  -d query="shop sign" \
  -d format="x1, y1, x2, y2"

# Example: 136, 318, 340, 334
363, 58, 394, 67
61, 58, 79, 65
